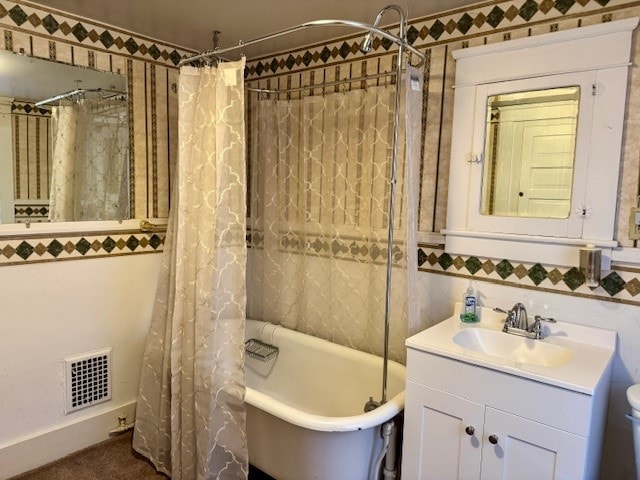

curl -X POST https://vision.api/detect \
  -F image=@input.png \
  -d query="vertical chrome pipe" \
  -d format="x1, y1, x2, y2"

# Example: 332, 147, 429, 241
380, 4, 406, 405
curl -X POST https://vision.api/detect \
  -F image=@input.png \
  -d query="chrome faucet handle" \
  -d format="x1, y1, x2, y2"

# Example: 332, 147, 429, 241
533, 314, 557, 324
531, 315, 557, 339
494, 307, 515, 332
494, 307, 516, 331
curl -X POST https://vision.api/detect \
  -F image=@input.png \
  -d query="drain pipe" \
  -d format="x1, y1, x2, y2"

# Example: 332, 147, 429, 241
383, 420, 399, 480
372, 420, 397, 480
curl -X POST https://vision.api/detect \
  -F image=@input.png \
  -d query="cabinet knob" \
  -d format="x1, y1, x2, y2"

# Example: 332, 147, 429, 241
465, 426, 475, 436
488, 434, 499, 445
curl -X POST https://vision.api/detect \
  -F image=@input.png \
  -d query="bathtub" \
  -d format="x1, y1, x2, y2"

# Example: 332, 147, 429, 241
244, 319, 406, 480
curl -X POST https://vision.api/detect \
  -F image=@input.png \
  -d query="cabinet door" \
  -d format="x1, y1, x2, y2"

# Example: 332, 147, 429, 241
402, 381, 485, 480
481, 407, 587, 480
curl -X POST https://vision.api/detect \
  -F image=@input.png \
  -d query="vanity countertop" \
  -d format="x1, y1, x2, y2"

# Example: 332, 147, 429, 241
406, 306, 616, 395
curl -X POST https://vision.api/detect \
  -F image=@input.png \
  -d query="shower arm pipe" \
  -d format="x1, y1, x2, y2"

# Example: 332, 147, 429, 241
177, 19, 425, 67
380, 3, 406, 407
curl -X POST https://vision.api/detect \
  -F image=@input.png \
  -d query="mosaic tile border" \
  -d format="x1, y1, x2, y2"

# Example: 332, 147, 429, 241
248, 229, 406, 266
11, 100, 50, 116
245, 0, 637, 79
0, 0, 193, 66
13, 203, 48, 222
418, 244, 640, 305
0, 230, 164, 266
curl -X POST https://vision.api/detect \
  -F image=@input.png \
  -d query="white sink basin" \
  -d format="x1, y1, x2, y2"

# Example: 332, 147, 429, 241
405, 305, 617, 394
453, 327, 573, 367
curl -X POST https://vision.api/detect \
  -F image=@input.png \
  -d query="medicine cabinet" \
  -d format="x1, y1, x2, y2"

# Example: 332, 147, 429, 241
443, 18, 638, 267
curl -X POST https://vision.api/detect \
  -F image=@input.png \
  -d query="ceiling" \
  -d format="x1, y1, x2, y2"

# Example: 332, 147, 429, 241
29, 0, 479, 59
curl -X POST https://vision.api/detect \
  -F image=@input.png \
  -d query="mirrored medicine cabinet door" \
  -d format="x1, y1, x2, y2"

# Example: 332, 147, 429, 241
481, 86, 580, 219
467, 70, 596, 238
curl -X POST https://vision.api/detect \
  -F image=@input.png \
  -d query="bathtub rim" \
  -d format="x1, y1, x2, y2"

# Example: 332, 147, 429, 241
245, 387, 405, 432
244, 318, 406, 432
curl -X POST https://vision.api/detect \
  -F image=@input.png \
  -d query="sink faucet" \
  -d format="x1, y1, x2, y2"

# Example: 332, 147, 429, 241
494, 304, 557, 339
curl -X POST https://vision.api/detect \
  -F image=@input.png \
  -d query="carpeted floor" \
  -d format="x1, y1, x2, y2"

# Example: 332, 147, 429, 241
9, 431, 169, 480
9, 432, 275, 480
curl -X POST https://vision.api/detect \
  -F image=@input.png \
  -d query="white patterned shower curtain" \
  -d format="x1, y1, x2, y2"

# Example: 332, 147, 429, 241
49, 98, 129, 221
133, 59, 248, 480
248, 67, 421, 362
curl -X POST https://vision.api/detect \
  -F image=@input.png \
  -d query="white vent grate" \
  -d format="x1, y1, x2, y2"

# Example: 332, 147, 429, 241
64, 348, 112, 414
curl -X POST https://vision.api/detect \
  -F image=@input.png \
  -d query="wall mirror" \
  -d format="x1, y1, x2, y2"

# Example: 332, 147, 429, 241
481, 86, 579, 219
0, 50, 128, 225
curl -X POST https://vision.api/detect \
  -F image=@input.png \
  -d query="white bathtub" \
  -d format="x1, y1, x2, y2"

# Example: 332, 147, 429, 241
244, 319, 406, 480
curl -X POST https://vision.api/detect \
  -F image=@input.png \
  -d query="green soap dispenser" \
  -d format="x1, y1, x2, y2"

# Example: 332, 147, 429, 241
460, 285, 478, 323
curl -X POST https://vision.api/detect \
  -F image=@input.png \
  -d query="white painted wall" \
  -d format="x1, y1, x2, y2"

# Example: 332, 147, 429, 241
417, 271, 640, 480
0, 245, 635, 478
0, 253, 161, 479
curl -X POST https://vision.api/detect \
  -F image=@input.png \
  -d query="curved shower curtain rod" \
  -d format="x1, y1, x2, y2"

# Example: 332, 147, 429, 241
177, 18, 426, 68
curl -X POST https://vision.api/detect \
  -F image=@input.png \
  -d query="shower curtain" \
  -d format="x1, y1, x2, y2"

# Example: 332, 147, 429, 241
133, 59, 248, 480
49, 98, 129, 221
247, 67, 421, 362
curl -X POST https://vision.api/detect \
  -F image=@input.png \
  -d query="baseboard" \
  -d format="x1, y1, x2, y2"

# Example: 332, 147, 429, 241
0, 400, 137, 480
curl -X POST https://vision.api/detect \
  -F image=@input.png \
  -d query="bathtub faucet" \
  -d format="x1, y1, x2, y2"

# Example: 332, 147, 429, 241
364, 396, 381, 412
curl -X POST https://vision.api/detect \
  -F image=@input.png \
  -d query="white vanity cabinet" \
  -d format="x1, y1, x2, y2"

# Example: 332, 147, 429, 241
400, 310, 615, 480
403, 365, 587, 479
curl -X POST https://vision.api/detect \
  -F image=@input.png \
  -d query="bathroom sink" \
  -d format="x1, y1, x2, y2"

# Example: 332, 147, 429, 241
452, 327, 573, 367
405, 305, 617, 394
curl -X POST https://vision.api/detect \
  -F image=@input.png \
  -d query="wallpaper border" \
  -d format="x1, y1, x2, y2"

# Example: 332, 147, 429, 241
244, 0, 637, 79
248, 229, 406, 267
1, 0, 194, 66
0, 230, 165, 267
419, 244, 640, 305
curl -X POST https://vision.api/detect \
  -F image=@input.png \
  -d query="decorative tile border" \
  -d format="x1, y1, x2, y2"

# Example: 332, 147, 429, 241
13, 203, 49, 222
0, 230, 164, 266
418, 244, 640, 304
11, 100, 50, 116
245, 0, 637, 79
248, 229, 405, 266
0, 0, 193, 66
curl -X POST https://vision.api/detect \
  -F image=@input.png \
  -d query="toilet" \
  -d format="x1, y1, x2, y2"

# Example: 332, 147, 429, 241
628, 384, 640, 480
